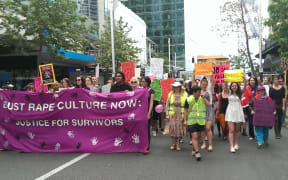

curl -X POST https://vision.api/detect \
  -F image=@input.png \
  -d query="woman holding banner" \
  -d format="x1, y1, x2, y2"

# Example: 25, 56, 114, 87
130, 77, 139, 90
110, 72, 132, 92
141, 76, 154, 154
165, 82, 188, 151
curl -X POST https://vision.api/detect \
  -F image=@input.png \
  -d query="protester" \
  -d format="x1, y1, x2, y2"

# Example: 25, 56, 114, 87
226, 78, 246, 153
199, 77, 215, 152
101, 79, 113, 93
91, 76, 102, 92
263, 77, 270, 95
85, 76, 95, 91
130, 77, 139, 90
110, 71, 132, 92
166, 82, 188, 151
61, 78, 72, 89
24, 83, 35, 92
50, 81, 60, 93
217, 82, 229, 140
269, 75, 286, 139
251, 86, 276, 148
141, 76, 154, 154
241, 77, 258, 140
75, 76, 87, 89
184, 86, 210, 161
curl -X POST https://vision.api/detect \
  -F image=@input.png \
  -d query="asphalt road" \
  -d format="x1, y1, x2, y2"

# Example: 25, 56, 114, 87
1, 128, 288, 180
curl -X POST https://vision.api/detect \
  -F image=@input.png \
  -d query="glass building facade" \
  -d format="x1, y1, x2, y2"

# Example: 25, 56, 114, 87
123, 0, 185, 68
79, 0, 98, 21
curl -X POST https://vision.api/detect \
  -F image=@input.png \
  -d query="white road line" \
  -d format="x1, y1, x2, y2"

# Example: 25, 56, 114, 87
35, 153, 91, 180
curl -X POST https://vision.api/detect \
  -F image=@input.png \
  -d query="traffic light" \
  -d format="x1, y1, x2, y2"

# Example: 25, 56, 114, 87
192, 56, 195, 63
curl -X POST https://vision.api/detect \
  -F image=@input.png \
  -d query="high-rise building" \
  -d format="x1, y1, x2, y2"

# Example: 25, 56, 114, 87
123, 0, 192, 69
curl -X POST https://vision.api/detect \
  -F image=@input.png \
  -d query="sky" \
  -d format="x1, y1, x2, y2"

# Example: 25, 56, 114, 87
187, 0, 269, 58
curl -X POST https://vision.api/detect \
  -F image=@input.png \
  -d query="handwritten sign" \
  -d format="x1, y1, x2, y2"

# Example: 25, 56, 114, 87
161, 78, 175, 103
34, 77, 48, 93
224, 69, 244, 82
151, 79, 162, 102
213, 64, 230, 84
121, 62, 135, 83
253, 99, 275, 127
150, 58, 164, 79
39, 64, 56, 85
194, 62, 213, 75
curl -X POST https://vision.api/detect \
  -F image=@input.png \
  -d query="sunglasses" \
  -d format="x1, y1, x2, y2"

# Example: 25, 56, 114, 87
76, 79, 81, 81
131, 81, 137, 84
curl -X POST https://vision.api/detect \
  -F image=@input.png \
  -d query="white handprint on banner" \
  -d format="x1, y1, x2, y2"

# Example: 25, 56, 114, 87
0, 129, 5, 136
27, 132, 35, 140
53, 93, 59, 99
89, 92, 96, 97
55, 143, 61, 151
128, 113, 135, 120
114, 137, 123, 147
127, 91, 135, 97
132, 134, 140, 144
91, 137, 98, 146
4, 118, 10, 123
67, 131, 75, 139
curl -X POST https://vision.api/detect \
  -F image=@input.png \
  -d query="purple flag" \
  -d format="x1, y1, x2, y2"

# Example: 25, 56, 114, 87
0, 88, 148, 153
253, 99, 275, 127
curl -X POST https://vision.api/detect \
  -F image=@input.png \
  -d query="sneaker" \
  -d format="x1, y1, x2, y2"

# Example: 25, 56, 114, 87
249, 137, 254, 141
191, 150, 196, 156
230, 148, 236, 153
179, 138, 184, 143
275, 136, 281, 139
143, 150, 150, 155
189, 140, 192, 145
195, 152, 201, 161
234, 144, 239, 151
152, 131, 157, 137
257, 143, 263, 149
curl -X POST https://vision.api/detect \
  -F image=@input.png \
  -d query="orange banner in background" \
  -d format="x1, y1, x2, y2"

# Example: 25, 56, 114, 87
194, 62, 213, 75
161, 78, 175, 103
121, 62, 135, 83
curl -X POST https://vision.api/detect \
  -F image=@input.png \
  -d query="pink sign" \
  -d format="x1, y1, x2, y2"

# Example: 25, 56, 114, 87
253, 99, 275, 127
34, 77, 48, 93
213, 64, 230, 84
0, 88, 148, 153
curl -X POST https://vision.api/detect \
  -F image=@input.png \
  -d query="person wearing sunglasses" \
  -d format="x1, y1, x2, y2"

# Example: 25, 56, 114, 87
110, 71, 132, 93
75, 76, 87, 89
130, 77, 139, 90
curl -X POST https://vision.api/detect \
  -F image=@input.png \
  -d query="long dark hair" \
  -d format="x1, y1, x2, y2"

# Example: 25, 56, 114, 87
75, 76, 86, 88
115, 71, 125, 82
248, 77, 258, 88
142, 76, 151, 88
230, 82, 242, 99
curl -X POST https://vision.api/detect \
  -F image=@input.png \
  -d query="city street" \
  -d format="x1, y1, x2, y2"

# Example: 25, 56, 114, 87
1, 128, 288, 180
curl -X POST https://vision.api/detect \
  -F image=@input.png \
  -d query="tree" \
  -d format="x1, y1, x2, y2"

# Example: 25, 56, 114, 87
265, 0, 288, 59
220, 0, 256, 76
0, 0, 97, 58
95, 17, 141, 70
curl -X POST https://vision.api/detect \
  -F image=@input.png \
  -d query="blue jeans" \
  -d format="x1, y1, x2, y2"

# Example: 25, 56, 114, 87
255, 126, 269, 144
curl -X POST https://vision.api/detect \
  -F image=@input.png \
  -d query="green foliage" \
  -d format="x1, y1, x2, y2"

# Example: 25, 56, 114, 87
0, 0, 97, 56
95, 17, 141, 70
266, 0, 288, 58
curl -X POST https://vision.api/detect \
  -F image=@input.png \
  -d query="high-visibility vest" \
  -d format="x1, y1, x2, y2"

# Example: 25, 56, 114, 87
187, 96, 206, 126
168, 91, 188, 117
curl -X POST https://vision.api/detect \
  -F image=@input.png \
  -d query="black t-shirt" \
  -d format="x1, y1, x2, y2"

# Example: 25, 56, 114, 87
269, 86, 285, 106
110, 83, 132, 93
148, 88, 155, 109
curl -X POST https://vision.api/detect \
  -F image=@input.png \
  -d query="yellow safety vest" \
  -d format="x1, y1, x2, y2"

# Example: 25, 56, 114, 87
168, 91, 188, 117
187, 96, 206, 126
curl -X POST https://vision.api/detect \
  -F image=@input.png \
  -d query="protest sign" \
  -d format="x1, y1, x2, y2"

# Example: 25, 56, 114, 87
194, 62, 213, 75
150, 58, 164, 79
39, 64, 56, 85
161, 78, 175, 103
224, 69, 244, 82
0, 88, 148, 153
145, 66, 150, 76
135, 68, 141, 78
213, 64, 230, 84
121, 62, 135, 83
34, 77, 48, 93
151, 79, 162, 102
253, 99, 275, 127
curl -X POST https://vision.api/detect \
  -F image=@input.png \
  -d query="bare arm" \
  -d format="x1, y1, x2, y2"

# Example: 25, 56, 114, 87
202, 96, 210, 106
148, 94, 154, 120
191, 69, 196, 85
242, 74, 247, 93
184, 108, 188, 126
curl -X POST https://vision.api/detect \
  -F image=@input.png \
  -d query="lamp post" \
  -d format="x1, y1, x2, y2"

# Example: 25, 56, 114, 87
110, 0, 116, 77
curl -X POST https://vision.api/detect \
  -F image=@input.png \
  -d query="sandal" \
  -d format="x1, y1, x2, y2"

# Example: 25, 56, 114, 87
176, 144, 181, 151
201, 144, 206, 150
208, 145, 213, 152
170, 144, 176, 150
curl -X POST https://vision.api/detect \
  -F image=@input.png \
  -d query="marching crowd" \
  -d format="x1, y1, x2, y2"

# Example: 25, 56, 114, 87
1, 71, 287, 161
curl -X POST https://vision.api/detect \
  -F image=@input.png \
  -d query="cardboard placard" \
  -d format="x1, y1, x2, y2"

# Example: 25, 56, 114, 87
224, 69, 244, 82
151, 79, 162, 102
194, 62, 213, 75
39, 64, 56, 85
253, 99, 275, 127
213, 64, 230, 84
34, 77, 48, 93
160, 78, 175, 103
121, 62, 135, 83
150, 58, 164, 79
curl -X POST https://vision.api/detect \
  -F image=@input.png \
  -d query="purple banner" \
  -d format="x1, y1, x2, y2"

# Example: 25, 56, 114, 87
0, 88, 148, 153
253, 99, 275, 127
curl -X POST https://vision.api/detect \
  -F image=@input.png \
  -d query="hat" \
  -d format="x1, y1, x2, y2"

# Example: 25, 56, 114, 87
171, 82, 182, 87
257, 86, 265, 91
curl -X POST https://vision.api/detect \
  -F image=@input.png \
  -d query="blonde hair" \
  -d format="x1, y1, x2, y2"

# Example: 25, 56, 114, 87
130, 77, 139, 84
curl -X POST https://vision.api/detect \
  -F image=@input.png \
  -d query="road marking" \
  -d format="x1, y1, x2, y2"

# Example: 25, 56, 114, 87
35, 153, 91, 180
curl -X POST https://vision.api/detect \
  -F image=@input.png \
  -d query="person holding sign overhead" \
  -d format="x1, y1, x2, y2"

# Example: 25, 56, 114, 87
225, 75, 247, 153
